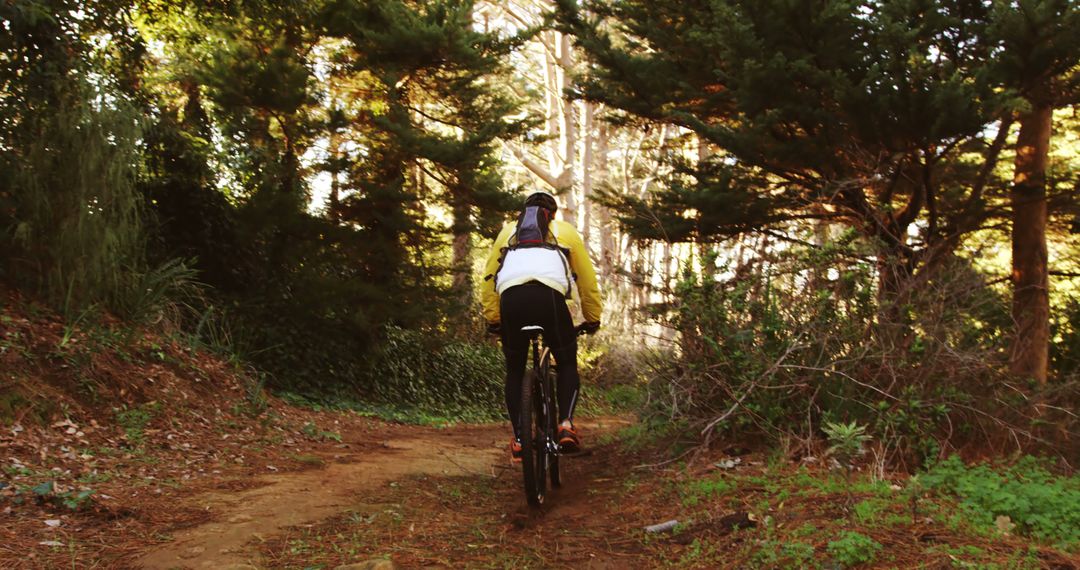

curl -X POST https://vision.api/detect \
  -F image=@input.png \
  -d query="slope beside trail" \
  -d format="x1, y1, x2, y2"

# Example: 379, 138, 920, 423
138, 418, 632, 569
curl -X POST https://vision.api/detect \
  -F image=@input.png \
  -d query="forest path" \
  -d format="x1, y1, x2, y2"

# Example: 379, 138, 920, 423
137, 418, 631, 569
138, 424, 505, 569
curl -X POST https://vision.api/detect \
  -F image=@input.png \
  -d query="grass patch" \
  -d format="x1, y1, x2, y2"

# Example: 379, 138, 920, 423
826, 530, 883, 567
599, 416, 689, 451
678, 474, 734, 507
114, 401, 162, 446
277, 391, 501, 426
577, 383, 645, 418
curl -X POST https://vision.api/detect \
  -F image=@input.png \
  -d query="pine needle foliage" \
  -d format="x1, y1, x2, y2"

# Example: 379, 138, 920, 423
0, 1, 156, 319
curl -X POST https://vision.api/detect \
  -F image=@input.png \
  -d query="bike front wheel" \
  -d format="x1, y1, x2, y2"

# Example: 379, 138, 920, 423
520, 369, 547, 506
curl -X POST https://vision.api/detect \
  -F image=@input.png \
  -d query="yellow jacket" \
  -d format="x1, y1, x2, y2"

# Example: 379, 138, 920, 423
481, 219, 602, 325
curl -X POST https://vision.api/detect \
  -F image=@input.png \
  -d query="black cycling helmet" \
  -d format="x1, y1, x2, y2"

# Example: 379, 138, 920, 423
524, 191, 558, 212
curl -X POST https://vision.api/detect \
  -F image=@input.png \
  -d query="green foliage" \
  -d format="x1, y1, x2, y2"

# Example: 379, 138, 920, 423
823, 421, 872, 469
751, 539, 817, 569
595, 384, 645, 414
679, 474, 733, 507
604, 416, 689, 452
559, 0, 1080, 341
919, 456, 1080, 547
14, 481, 96, 511
1, 0, 535, 409
1051, 295, 1080, 379
1, 79, 148, 318
630, 234, 1029, 463
826, 531, 883, 567
115, 402, 162, 446
363, 326, 504, 421
852, 498, 891, 525
302, 422, 342, 443
558, 0, 1078, 460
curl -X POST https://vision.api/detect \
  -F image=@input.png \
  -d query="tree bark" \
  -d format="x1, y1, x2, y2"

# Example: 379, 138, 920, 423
328, 128, 342, 223
558, 31, 578, 227
697, 136, 715, 282
451, 195, 473, 299
596, 123, 615, 278
1010, 90, 1052, 383
581, 101, 595, 244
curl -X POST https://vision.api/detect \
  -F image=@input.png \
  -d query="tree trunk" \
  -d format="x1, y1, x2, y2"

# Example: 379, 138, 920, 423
581, 101, 595, 245
1010, 91, 1052, 384
542, 30, 561, 175
596, 123, 615, 278
328, 128, 342, 223
451, 195, 472, 300
557, 31, 578, 227
875, 244, 914, 348
697, 136, 715, 282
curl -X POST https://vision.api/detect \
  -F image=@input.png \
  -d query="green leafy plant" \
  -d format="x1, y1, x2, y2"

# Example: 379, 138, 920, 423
823, 421, 872, 469
919, 456, 1080, 547
826, 531, 882, 567
752, 539, 817, 568
19, 481, 95, 511
301, 422, 342, 443
364, 326, 505, 421
115, 402, 161, 446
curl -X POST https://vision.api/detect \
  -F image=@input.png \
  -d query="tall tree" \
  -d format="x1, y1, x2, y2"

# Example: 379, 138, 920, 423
320, 0, 531, 304
557, 0, 1029, 342
992, 0, 1080, 383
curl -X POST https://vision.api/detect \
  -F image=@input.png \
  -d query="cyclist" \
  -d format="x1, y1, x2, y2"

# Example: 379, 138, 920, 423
481, 191, 602, 462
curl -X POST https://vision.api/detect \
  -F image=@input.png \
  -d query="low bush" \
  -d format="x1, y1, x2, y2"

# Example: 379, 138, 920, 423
918, 455, 1080, 548
636, 233, 1078, 465
364, 326, 504, 421
826, 531, 883, 567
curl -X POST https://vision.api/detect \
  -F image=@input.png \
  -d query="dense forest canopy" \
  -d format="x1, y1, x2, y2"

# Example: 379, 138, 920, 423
1, 0, 1078, 457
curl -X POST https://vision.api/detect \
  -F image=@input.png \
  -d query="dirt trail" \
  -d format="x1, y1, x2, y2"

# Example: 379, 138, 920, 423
138, 425, 507, 569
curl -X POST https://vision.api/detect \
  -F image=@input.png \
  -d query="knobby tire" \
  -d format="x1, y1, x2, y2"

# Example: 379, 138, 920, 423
520, 369, 546, 506
544, 362, 561, 489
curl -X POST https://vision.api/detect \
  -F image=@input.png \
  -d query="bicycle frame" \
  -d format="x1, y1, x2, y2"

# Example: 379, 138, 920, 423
529, 333, 561, 457
518, 323, 587, 506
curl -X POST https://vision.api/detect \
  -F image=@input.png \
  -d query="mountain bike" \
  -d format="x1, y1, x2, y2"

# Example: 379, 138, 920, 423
518, 324, 588, 507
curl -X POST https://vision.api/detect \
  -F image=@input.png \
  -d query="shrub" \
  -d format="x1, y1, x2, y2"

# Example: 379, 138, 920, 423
364, 326, 504, 420
1, 76, 150, 319
637, 232, 1065, 464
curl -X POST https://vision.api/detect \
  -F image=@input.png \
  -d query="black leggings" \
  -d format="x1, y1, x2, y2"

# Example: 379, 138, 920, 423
500, 283, 579, 439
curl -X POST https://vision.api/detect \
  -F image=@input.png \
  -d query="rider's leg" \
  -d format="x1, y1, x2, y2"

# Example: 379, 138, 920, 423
542, 288, 580, 424
499, 286, 537, 440
501, 284, 580, 436
502, 345, 527, 440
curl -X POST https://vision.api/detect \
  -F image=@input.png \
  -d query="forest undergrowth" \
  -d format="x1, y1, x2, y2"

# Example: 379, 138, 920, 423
626, 236, 1080, 472
2, 287, 1079, 569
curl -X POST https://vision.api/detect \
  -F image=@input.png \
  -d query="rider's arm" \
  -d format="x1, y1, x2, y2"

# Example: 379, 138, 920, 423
481, 225, 514, 324
560, 222, 603, 323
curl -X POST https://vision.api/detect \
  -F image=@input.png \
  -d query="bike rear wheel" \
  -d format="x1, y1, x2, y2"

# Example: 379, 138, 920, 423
520, 369, 547, 506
